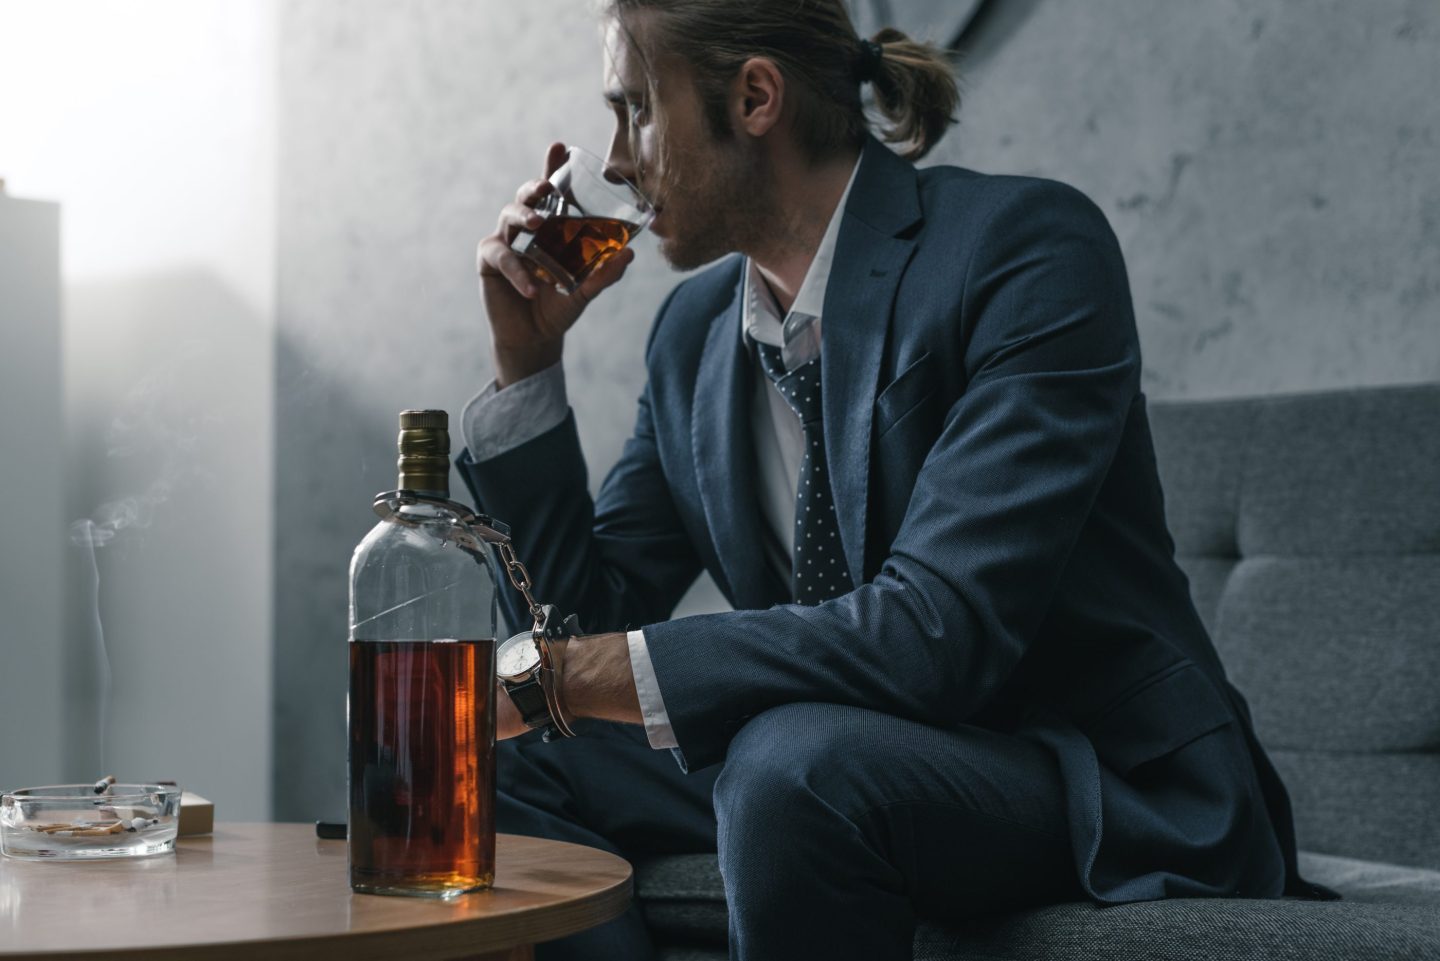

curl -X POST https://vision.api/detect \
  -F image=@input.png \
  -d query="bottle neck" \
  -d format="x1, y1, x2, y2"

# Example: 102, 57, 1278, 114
396, 422, 450, 495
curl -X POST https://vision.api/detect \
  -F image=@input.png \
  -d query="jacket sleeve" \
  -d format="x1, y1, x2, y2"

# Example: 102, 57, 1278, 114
456, 294, 704, 635
644, 180, 1143, 770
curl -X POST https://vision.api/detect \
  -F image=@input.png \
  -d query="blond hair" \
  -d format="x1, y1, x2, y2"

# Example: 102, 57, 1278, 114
604, 0, 960, 162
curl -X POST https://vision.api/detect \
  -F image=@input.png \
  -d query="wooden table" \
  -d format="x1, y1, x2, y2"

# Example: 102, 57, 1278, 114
0, 823, 632, 960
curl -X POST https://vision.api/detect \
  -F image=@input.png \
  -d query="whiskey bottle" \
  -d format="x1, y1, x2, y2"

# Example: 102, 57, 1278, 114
347, 409, 498, 897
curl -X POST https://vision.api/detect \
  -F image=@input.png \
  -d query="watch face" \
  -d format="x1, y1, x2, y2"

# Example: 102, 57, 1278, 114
497, 632, 541, 678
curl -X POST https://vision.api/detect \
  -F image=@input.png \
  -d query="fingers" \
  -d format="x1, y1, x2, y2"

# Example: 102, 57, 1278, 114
480, 199, 548, 296
543, 141, 568, 179
483, 142, 567, 288
511, 142, 566, 205
574, 246, 635, 302
514, 177, 552, 206
476, 235, 538, 299
495, 201, 544, 244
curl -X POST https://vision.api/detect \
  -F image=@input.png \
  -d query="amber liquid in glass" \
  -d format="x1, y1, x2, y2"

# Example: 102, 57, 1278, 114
518, 214, 639, 291
348, 639, 496, 897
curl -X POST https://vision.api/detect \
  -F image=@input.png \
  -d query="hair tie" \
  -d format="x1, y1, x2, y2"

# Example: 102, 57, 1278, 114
856, 38, 884, 83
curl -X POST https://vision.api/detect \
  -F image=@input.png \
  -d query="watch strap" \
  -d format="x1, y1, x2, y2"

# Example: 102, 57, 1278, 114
502, 674, 555, 732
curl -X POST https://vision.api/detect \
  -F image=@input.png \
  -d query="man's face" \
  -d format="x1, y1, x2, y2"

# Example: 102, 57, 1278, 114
601, 15, 771, 270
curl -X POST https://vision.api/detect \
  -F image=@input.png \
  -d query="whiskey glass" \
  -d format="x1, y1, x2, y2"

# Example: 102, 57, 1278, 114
509, 146, 655, 294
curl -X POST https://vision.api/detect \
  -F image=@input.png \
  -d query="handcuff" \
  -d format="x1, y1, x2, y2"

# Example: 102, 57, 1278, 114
374, 490, 579, 740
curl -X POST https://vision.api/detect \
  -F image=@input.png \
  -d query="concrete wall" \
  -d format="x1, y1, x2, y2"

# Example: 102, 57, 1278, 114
274, 0, 1440, 818
0, 0, 276, 817
946, 0, 1440, 398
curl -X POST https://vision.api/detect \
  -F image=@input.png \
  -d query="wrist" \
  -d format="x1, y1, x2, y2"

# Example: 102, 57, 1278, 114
493, 339, 563, 389
561, 633, 641, 725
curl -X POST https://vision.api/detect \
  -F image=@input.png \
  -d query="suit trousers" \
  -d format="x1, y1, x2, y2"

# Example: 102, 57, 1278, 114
498, 702, 1083, 961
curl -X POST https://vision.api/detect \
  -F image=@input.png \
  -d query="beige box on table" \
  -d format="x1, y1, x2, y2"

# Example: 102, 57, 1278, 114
178, 792, 214, 836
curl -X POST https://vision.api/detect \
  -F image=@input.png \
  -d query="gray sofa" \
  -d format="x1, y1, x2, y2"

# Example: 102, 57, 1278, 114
634, 383, 1440, 960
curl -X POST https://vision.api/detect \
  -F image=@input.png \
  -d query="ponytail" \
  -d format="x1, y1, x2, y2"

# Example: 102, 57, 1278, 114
864, 28, 961, 161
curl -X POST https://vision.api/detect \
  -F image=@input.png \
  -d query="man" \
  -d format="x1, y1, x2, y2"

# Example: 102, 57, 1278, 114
462, 2, 1316, 958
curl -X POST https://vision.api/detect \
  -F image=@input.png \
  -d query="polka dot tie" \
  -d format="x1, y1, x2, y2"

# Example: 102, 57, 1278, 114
755, 342, 853, 605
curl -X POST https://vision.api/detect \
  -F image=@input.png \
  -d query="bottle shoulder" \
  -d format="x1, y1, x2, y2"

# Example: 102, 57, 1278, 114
349, 517, 499, 641
353, 519, 494, 575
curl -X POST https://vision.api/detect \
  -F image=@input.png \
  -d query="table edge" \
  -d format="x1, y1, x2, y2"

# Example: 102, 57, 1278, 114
1, 823, 634, 960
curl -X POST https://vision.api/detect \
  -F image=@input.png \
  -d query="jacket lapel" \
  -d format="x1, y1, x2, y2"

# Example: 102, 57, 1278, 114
692, 267, 788, 607
822, 138, 922, 585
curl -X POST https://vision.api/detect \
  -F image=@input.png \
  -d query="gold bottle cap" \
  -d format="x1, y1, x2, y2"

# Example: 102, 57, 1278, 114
397, 409, 450, 495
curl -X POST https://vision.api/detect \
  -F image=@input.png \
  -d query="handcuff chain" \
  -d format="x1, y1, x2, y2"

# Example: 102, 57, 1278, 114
492, 528, 576, 740
371, 491, 553, 637
497, 541, 546, 629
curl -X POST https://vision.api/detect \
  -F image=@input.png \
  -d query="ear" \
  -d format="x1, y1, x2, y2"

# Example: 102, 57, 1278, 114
730, 57, 785, 137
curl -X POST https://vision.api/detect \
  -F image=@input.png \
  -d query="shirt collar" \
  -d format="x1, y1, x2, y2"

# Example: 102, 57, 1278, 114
742, 154, 863, 369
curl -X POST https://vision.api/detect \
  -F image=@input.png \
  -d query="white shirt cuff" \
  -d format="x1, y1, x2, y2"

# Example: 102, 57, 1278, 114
461, 361, 569, 462
627, 628, 678, 749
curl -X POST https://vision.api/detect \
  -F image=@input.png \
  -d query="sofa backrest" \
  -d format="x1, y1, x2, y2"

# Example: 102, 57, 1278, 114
1148, 383, 1440, 870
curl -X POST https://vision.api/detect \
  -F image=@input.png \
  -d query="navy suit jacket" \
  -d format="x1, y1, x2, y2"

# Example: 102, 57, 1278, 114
459, 136, 1313, 903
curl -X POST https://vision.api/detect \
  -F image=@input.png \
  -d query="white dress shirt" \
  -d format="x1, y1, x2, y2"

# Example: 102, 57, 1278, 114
464, 157, 861, 749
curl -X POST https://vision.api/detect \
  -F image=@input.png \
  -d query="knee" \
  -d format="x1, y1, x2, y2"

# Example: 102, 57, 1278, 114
712, 703, 865, 840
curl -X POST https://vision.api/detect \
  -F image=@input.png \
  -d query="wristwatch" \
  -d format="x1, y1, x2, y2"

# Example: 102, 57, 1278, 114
497, 605, 578, 740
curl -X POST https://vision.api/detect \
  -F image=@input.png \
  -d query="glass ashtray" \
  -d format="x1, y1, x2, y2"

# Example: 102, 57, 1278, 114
1, 784, 182, 860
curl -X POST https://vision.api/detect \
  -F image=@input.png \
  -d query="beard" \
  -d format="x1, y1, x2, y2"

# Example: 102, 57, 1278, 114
653, 135, 774, 271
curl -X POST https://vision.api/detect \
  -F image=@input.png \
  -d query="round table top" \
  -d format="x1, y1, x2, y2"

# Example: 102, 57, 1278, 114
0, 823, 632, 960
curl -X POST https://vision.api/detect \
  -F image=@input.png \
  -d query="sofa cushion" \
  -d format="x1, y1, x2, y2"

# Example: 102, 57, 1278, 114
637, 854, 730, 945
1215, 555, 1440, 754
1232, 388, 1440, 557
1150, 386, 1440, 559
1149, 385, 1440, 868
1271, 750, 1440, 870
640, 851, 1440, 959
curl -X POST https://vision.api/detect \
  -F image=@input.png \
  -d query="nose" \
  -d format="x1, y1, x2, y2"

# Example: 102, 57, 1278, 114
606, 122, 640, 186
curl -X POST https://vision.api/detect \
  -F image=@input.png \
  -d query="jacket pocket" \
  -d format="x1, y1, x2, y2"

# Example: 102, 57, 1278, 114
875, 351, 936, 438
1081, 663, 1235, 776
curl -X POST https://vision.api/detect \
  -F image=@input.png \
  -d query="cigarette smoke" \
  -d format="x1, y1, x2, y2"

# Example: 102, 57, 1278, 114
69, 520, 113, 771
79, 339, 213, 544
67, 339, 212, 772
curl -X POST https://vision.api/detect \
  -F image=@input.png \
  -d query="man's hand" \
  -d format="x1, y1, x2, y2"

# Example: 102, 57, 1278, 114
493, 632, 642, 741
476, 142, 637, 388
495, 681, 530, 741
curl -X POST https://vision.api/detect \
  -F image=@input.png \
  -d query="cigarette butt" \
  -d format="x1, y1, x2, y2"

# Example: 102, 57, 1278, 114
92, 775, 117, 795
